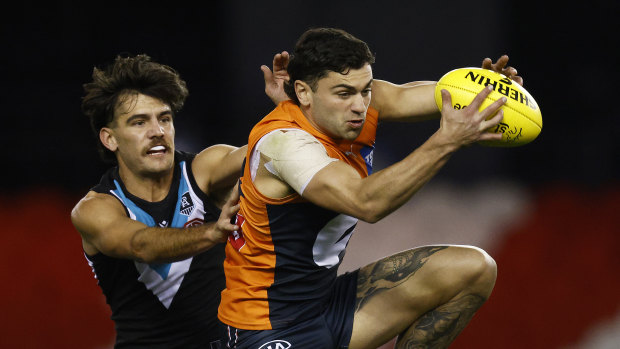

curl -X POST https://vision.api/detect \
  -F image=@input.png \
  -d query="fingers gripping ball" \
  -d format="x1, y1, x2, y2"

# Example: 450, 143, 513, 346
435, 68, 542, 147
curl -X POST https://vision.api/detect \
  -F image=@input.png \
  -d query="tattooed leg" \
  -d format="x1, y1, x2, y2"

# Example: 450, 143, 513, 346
349, 245, 496, 349
356, 246, 448, 312
395, 294, 486, 349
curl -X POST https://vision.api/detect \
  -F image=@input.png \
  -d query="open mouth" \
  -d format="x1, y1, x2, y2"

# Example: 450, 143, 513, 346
146, 145, 167, 156
347, 119, 364, 128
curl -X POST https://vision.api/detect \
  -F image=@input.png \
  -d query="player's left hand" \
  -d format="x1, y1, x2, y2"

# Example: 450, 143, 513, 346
212, 186, 241, 243
262, 51, 291, 105
482, 55, 524, 86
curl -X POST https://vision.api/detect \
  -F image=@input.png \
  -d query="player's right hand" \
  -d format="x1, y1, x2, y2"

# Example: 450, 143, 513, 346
437, 85, 506, 146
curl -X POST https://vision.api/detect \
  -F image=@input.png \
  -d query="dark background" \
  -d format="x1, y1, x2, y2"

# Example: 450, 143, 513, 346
1, 1, 618, 348
2, 1, 617, 195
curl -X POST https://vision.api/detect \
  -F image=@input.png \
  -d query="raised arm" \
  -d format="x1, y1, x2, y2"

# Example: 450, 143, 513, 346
370, 79, 439, 122
71, 189, 239, 264
303, 85, 505, 222
370, 55, 523, 122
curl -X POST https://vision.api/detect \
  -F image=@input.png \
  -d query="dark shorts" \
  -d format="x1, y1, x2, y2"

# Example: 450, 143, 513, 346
225, 270, 359, 349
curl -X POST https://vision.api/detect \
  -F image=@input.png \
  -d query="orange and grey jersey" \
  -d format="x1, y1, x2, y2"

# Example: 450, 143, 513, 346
219, 101, 378, 330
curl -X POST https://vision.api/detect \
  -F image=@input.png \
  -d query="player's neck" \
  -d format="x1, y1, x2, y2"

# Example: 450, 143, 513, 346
118, 166, 174, 203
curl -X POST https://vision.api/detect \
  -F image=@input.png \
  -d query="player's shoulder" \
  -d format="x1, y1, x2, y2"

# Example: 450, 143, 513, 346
262, 128, 317, 144
259, 129, 326, 160
71, 191, 124, 227
193, 144, 243, 168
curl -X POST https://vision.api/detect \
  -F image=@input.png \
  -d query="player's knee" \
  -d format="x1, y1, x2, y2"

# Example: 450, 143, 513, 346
454, 246, 497, 298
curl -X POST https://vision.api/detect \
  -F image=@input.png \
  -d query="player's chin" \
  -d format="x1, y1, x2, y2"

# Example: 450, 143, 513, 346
145, 153, 174, 169
143, 162, 174, 177
342, 126, 363, 140
341, 131, 361, 141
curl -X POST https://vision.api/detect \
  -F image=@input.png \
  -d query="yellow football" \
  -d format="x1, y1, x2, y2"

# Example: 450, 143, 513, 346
434, 67, 542, 147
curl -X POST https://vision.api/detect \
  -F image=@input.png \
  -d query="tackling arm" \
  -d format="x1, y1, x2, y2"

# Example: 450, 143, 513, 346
192, 144, 247, 207
71, 190, 239, 264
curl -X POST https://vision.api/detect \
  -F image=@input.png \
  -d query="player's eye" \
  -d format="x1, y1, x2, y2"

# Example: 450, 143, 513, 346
337, 91, 351, 98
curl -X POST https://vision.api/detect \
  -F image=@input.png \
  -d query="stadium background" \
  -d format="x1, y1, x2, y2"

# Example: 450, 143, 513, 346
1, 1, 618, 348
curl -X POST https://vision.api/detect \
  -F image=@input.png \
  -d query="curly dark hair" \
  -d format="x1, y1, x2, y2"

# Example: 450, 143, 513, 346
81, 54, 189, 163
283, 28, 376, 104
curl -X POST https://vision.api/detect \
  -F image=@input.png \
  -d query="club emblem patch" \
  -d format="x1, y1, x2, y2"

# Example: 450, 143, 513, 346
180, 192, 194, 216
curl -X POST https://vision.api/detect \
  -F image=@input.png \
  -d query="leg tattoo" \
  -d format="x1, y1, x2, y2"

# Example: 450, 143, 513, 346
355, 246, 447, 312
397, 294, 486, 349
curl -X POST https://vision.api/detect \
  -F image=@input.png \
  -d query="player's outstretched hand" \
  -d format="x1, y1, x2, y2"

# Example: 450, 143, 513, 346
438, 85, 506, 146
482, 55, 524, 86
262, 51, 291, 105
212, 186, 241, 243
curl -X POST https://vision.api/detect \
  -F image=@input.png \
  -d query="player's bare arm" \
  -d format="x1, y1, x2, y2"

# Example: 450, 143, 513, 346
370, 79, 439, 122
71, 190, 239, 263
192, 144, 247, 207
370, 55, 522, 123
303, 85, 505, 222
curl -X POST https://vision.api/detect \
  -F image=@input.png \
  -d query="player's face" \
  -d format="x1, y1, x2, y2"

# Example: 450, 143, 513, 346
305, 64, 372, 141
108, 93, 175, 178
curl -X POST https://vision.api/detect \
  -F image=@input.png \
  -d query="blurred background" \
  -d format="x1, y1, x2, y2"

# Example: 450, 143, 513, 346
1, 1, 618, 348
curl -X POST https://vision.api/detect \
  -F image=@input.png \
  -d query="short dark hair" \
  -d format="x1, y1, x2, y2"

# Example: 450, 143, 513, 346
81, 54, 189, 163
283, 28, 376, 104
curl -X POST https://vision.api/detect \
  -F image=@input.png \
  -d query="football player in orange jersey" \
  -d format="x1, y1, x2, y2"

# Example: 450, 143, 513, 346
219, 28, 522, 348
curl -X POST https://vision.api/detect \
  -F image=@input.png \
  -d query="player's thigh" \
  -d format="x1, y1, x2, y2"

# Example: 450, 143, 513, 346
348, 245, 495, 349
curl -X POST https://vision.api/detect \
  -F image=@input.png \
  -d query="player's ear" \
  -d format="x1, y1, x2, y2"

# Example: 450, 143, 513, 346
100, 127, 118, 152
295, 80, 312, 107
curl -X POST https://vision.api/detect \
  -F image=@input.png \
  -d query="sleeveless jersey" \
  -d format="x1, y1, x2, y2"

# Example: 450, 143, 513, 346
86, 151, 226, 348
219, 100, 378, 330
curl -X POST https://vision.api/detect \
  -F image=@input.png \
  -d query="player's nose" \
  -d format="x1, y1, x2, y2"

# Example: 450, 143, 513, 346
147, 119, 165, 137
351, 93, 366, 114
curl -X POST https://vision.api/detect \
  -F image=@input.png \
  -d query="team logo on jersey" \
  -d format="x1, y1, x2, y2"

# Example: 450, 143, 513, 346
257, 340, 291, 349
228, 213, 246, 251
184, 218, 204, 228
180, 192, 194, 216
360, 145, 374, 174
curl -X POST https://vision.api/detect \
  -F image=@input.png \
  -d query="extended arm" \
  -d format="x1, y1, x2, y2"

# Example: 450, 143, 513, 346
370, 55, 523, 122
303, 85, 505, 222
370, 79, 440, 122
71, 189, 239, 263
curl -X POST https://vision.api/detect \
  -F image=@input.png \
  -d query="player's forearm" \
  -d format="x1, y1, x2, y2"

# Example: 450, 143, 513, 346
130, 224, 222, 263
357, 131, 459, 222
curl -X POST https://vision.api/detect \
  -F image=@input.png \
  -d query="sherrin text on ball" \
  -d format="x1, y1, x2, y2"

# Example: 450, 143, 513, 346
434, 67, 542, 147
